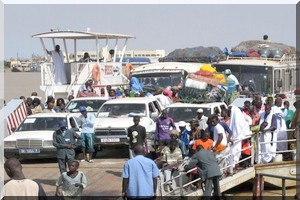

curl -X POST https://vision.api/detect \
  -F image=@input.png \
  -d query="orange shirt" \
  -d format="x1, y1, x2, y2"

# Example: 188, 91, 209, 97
192, 138, 213, 151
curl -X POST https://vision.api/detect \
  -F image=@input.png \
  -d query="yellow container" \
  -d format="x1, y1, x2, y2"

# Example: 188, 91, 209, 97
212, 73, 227, 83
200, 64, 216, 73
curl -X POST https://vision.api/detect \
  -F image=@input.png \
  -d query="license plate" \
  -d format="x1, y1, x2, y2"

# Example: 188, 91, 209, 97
101, 138, 120, 142
19, 149, 40, 154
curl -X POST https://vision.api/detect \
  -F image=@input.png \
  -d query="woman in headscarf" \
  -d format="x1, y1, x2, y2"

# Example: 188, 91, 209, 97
77, 79, 99, 97
130, 77, 144, 95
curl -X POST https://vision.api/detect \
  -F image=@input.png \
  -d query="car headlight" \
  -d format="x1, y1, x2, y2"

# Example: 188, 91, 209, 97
4, 141, 16, 148
43, 140, 54, 147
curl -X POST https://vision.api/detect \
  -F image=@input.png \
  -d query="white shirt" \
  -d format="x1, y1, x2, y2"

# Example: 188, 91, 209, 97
196, 115, 208, 130
228, 74, 239, 85
213, 123, 227, 146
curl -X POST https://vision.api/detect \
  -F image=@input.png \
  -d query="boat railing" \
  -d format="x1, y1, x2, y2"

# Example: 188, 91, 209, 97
40, 62, 55, 98
66, 62, 93, 98
226, 54, 298, 63
255, 173, 300, 200
255, 128, 297, 164
40, 62, 54, 86
217, 134, 254, 173
158, 134, 254, 197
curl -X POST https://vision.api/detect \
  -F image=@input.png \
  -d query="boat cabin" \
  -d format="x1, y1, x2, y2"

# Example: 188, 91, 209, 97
32, 30, 135, 99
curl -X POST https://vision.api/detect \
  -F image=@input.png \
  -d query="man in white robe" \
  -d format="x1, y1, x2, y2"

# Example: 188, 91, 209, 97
258, 103, 277, 163
229, 106, 252, 169
273, 97, 288, 151
47, 45, 67, 85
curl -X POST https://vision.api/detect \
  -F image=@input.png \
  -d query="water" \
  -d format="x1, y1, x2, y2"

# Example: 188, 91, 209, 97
4, 71, 45, 102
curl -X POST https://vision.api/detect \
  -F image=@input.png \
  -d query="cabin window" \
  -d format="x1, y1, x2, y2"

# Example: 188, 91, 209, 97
274, 69, 281, 93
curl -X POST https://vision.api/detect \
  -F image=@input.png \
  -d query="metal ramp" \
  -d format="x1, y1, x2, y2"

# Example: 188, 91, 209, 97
159, 167, 255, 197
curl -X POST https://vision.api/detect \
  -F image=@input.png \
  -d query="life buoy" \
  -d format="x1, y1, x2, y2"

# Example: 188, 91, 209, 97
125, 63, 133, 77
92, 64, 101, 84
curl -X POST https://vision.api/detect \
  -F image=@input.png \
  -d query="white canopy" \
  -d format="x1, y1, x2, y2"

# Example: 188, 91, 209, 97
32, 30, 135, 40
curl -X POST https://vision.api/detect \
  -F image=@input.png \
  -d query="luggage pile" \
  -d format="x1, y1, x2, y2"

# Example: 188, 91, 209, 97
178, 64, 228, 103
228, 40, 296, 59
159, 46, 227, 63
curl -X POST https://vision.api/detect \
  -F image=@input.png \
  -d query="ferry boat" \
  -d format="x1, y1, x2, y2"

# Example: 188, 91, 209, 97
32, 29, 135, 99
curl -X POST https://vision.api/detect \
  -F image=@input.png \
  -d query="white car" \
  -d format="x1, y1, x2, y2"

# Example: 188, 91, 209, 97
94, 97, 163, 152
66, 96, 108, 116
4, 113, 80, 159
166, 102, 227, 130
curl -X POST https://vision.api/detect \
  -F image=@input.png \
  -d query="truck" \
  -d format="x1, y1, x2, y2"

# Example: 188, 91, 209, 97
93, 97, 164, 153
166, 102, 228, 129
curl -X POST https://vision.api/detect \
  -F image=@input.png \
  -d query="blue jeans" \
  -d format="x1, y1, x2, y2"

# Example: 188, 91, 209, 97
81, 133, 95, 153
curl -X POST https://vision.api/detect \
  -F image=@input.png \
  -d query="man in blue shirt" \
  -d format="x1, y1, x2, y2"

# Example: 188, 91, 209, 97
77, 106, 96, 163
122, 144, 160, 199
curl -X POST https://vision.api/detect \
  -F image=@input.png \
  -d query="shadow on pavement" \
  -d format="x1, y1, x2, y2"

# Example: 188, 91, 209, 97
105, 170, 122, 177
20, 158, 58, 164
95, 147, 129, 159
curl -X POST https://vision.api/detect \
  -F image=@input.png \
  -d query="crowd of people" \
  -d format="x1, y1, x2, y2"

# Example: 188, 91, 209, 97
2, 80, 300, 199
123, 93, 300, 199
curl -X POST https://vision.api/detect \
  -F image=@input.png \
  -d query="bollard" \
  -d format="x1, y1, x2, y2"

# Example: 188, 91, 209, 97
253, 174, 264, 200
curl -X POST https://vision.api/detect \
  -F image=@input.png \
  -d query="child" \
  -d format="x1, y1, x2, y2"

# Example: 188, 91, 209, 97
56, 161, 87, 199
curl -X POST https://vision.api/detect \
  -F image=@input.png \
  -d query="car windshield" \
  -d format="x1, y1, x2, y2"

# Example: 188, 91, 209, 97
16, 117, 66, 131
66, 99, 107, 113
167, 107, 210, 122
97, 103, 146, 118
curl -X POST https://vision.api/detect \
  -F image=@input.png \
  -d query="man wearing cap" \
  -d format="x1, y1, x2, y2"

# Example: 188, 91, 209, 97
195, 108, 208, 131
77, 105, 96, 162
178, 121, 190, 152
53, 120, 82, 174
224, 69, 239, 87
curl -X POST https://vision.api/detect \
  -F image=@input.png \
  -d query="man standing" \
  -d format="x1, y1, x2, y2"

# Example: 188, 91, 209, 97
195, 108, 208, 131
185, 145, 222, 199
1, 158, 47, 198
211, 115, 227, 154
53, 120, 82, 174
273, 97, 288, 151
77, 105, 96, 162
155, 109, 176, 147
127, 116, 148, 158
258, 103, 277, 163
122, 144, 160, 199
46, 44, 67, 85
224, 69, 240, 90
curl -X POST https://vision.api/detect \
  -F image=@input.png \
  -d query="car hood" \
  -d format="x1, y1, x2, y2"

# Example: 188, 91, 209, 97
95, 117, 155, 129
4, 131, 54, 141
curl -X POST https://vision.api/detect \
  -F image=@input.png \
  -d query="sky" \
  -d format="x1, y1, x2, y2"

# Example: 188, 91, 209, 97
3, 2, 298, 59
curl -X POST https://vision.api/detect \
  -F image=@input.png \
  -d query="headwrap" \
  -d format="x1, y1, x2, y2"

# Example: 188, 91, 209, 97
130, 77, 144, 94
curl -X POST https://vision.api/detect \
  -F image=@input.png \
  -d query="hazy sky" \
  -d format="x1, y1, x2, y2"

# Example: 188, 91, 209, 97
3, 3, 297, 59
